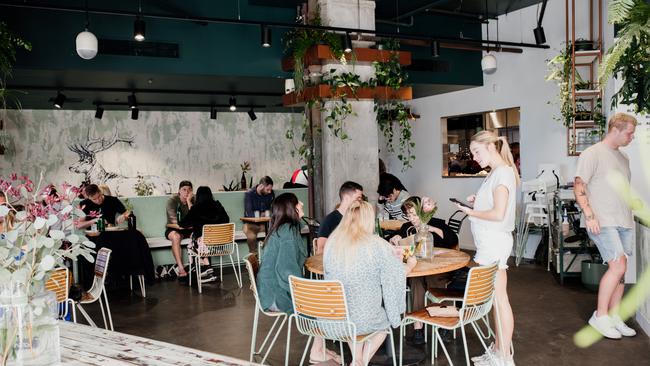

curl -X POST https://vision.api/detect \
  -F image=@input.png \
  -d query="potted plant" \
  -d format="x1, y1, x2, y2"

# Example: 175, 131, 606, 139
240, 161, 251, 190
0, 174, 95, 365
599, 0, 650, 114
0, 22, 31, 112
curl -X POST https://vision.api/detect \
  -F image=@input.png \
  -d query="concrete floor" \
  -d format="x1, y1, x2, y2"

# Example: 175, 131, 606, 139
81, 262, 650, 365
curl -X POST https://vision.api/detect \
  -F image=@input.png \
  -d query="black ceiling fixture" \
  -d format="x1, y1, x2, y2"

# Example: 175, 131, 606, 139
131, 108, 139, 120
53, 92, 66, 109
0, 1, 550, 50
127, 93, 137, 109
261, 24, 271, 48
210, 106, 217, 120
95, 105, 104, 119
431, 40, 440, 58
229, 96, 237, 111
343, 32, 353, 53
248, 108, 257, 121
133, 0, 145, 41
533, 0, 548, 45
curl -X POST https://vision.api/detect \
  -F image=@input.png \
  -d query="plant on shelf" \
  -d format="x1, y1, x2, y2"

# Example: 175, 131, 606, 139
222, 180, 240, 192
0, 173, 95, 365
599, 0, 650, 114
546, 43, 574, 127
283, 7, 346, 93
240, 161, 251, 190
0, 22, 31, 112
133, 174, 154, 196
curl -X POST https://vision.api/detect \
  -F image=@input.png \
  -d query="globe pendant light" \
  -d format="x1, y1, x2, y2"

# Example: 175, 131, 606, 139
481, 54, 497, 74
76, 0, 97, 59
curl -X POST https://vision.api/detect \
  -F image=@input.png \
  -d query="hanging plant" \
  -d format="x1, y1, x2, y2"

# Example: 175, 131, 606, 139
599, 0, 650, 114
0, 22, 31, 111
283, 7, 346, 92
545, 43, 574, 127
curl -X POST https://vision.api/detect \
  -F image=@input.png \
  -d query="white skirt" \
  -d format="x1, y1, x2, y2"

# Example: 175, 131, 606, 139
471, 225, 513, 270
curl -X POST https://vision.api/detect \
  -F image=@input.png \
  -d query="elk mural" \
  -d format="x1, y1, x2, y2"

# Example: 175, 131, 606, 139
68, 128, 172, 196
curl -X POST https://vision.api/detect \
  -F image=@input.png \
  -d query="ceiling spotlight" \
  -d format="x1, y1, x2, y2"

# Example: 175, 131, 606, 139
131, 108, 139, 120
53, 92, 66, 109
229, 96, 237, 112
261, 25, 271, 48
95, 106, 104, 119
343, 32, 353, 53
481, 53, 497, 75
128, 94, 137, 109
210, 107, 217, 120
133, 17, 146, 42
431, 40, 440, 58
248, 108, 257, 121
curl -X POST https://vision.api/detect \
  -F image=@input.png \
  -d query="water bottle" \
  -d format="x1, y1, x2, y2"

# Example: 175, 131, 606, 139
375, 217, 383, 237
97, 217, 105, 232
562, 208, 570, 236
128, 212, 137, 230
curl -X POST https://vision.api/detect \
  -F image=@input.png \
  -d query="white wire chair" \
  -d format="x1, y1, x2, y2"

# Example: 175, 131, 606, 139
244, 253, 288, 364
188, 223, 242, 292
76, 247, 114, 331
45, 267, 76, 322
285, 275, 397, 366
399, 263, 499, 366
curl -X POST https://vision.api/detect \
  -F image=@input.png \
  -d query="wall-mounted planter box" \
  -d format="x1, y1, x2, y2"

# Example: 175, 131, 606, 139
282, 85, 412, 107
282, 45, 412, 72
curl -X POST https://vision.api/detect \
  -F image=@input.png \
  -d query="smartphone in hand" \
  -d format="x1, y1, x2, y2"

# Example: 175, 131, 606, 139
449, 198, 473, 209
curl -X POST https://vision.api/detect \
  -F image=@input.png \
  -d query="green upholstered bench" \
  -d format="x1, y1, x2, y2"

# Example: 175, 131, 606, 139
122, 188, 309, 267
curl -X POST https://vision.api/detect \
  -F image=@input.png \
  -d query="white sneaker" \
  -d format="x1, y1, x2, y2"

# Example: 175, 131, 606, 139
612, 315, 637, 337
471, 343, 495, 363
474, 349, 514, 366
588, 311, 622, 339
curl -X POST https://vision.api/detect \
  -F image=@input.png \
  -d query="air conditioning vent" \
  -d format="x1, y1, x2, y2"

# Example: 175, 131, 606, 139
99, 39, 180, 58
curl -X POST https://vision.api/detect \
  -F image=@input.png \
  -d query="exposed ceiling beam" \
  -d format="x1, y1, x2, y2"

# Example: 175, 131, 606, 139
7, 85, 283, 97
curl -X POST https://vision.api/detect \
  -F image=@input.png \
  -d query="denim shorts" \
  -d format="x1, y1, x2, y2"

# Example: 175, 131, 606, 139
587, 227, 634, 264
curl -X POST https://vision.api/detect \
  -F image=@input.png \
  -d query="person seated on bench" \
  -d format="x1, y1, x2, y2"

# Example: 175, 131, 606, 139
243, 176, 275, 253
166, 180, 194, 277
76, 184, 128, 229
315, 181, 363, 254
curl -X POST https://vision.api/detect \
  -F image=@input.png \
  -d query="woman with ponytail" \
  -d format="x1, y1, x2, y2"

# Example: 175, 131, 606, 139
455, 130, 519, 366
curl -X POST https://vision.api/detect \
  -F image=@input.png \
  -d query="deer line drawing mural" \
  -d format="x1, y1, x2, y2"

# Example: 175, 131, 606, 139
68, 128, 172, 196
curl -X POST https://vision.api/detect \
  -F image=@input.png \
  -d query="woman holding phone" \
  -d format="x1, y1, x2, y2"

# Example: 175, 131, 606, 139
455, 130, 519, 366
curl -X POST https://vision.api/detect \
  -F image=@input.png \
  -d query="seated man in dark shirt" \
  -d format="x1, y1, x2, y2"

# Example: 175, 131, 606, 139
243, 176, 275, 253
315, 181, 363, 254
76, 184, 128, 229
388, 196, 459, 345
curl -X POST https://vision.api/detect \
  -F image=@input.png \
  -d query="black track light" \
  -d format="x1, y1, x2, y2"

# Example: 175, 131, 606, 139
431, 40, 440, 58
134, 17, 146, 41
248, 108, 257, 121
343, 32, 353, 53
261, 25, 271, 48
534, 26, 546, 45
128, 94, 137, 109
210, 107, 217, 120
53, 92, 66, 109
131, 108, 139, 120
229, 96, 237, 112
95, 106, 104, 119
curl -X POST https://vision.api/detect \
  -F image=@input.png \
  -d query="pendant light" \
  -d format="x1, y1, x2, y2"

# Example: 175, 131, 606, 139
76, 0, 98, 59
134, 0, 145, 41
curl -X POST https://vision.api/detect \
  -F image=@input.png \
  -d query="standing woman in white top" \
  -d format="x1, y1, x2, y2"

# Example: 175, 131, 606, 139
455, 130, 519, 366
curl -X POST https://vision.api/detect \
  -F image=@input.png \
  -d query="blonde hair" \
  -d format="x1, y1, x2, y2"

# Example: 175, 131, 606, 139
327, 200, 376, 267
608, 112, 637, 132
471, 130, 521, 185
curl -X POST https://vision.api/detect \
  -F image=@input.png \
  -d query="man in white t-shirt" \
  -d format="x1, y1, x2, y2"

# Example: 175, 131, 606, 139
574, 112, 638, 340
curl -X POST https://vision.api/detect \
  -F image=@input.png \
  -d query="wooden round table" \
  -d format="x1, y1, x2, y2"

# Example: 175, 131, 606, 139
304, 248, 471, 277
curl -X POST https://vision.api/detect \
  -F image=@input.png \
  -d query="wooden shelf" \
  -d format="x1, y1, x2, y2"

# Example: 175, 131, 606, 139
575, 89, 600, 99
282, 45, 412, 72
282, 85, 412, 107
574, 50, 601, 65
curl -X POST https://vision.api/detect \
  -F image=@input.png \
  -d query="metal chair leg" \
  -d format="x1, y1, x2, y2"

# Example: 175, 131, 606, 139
285, 316, 293, 366
76, 303, 97, 327
197, 256, 202, 293
103, 288, 114, 331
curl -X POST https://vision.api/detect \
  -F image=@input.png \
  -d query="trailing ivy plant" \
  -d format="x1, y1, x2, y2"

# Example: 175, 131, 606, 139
545, 43, 574, 127
283, 7, 346, 92
0, 22, 31, 111
599, 0, 650, 114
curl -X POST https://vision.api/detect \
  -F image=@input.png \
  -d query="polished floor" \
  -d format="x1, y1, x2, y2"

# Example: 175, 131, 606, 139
80, 262, 650, 365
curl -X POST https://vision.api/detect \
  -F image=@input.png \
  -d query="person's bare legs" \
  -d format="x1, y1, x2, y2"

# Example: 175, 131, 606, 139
167, 231, 186, 276
348, 333, 387, 366
309, 337, 341, 363
597, 255, 627, 316
493, 269, 514, 359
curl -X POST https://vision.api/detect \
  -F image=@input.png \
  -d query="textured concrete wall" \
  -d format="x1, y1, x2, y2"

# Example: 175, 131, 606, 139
0, 109, 303, 194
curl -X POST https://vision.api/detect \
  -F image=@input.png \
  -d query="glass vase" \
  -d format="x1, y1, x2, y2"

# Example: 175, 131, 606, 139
0, 282, 60, 366
414, 224, 434, 259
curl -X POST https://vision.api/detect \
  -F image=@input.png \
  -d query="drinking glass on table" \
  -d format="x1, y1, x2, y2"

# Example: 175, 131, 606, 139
254, 210, 260, 218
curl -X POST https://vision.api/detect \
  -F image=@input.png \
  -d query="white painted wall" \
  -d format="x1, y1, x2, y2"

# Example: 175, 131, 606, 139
385, 1, 599, 249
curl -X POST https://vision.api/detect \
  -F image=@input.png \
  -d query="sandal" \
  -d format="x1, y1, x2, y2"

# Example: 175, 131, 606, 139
309, 349, 342, 364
